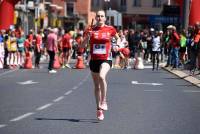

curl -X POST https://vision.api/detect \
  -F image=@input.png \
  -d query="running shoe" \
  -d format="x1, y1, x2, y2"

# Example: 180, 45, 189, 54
97, 109, 104, 121
100, 102, 108, 111
49, 70, 57, 74
65, 64, 71, 68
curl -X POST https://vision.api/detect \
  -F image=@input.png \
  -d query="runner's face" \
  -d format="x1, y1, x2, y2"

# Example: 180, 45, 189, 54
96, 11, 106, 26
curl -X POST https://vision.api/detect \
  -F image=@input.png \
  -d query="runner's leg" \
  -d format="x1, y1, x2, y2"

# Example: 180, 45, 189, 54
91, 72, 101, 109
99, 62, 110, 104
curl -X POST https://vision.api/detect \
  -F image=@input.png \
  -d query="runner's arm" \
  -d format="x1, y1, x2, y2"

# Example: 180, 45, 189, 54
114, 33, 121, 51
79, 35, 89, 49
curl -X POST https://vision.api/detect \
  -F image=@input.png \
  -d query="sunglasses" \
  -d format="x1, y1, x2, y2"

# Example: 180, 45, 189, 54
97, 15, 105, 18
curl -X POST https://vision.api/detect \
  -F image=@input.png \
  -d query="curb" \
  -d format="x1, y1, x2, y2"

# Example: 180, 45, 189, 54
162, 66, 200, 88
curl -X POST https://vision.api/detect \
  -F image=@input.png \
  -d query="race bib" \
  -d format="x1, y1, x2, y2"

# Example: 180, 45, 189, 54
93, 44, 106, 54
10, 43, 17, 51
18, 43, 24, 48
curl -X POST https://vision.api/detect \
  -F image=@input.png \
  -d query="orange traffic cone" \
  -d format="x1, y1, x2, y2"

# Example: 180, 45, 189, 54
24, 52, 32, 69
53, 55, 61, 69
75, 56, 85, 69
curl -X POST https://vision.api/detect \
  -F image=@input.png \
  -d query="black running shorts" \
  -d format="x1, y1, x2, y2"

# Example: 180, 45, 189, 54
89, 60, 112, 73
62, 47, 70, 53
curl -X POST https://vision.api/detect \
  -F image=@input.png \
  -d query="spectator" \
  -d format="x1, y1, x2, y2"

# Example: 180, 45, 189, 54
16, 32, 25, 68
190, 22, 200, 74
46, 28, 58, 73
61, 29, 72, 68
151, 31, 161, 71
164, 29, 172, 67
170, 26, 180, 69
34, 30, 43, 68
0, 30, 4, 68
179, 29, 187, 67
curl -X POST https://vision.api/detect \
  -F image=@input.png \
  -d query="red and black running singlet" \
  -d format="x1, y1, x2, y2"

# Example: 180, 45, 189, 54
89, 25, 117, 60
62, 33, 72, 48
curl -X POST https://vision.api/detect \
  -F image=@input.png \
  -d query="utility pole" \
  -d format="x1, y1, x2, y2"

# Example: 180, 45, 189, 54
182, 0, 190, 30
167, 0, 171, 5
24, 0, 29, 36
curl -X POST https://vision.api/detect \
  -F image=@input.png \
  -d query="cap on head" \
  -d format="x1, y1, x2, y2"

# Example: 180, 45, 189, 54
167, 25, 173, 29
172, 26, 176, 30
150, 28, 155, 32
53, 28, 58, 33
195, 21, 200, 29
195, 21, 200, 26
0, 29, 5, 33
48, 28, 54, 33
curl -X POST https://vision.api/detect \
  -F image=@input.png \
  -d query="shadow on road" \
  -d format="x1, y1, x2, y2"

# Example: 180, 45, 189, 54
35, 117, 99, 123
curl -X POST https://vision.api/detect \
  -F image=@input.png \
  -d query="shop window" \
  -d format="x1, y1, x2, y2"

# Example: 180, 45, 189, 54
133, 0, 141, 7
121, 0, 126, 6
66, 2, 74, 16
92, 0, 100, 7
153, 0, 161, 8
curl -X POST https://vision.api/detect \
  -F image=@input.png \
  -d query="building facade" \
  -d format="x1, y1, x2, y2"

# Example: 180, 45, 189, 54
90, 0, 180, 30
14, 0, 180, 33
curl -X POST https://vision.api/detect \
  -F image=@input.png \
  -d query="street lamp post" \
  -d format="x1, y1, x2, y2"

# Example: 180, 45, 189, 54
182, 0, 190, 30
168, 0, 171, 5
43, 1, 52, 28
24, 0, 29, 36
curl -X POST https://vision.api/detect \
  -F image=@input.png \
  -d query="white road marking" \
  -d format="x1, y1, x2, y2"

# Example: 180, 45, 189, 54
0, 69, 17, 77
78, 82, 83, 86
0, 124, 7, 128
53, 96, 64, 102
10, 112, 34, 122
183, 90, 200, 93
17, 80, 38, 85
36, 103, 53, 111
144, 90, 162, 92
132, 81, 163, 86
144, 65, 153, 69
72, 86, 78, 90
65, 90, 72, 95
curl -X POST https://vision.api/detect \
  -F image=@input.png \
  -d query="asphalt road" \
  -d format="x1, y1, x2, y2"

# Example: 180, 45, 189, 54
0, 66, 200, 134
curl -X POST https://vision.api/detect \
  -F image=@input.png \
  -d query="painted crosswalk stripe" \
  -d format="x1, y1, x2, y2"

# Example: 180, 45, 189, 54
53, 96, 64, 102
144, 90, 162, 92
10, 112, 34, 122
0, 124, 7, 128
78, 82, 83, 86
36, 103, 53, 111
0, 69, 17, 77
65, 90, 72, 95
144, 65, 152, 69
72, 86, 78, 90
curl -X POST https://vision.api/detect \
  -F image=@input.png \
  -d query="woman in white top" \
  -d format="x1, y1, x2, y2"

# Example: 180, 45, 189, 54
152, 31, 161, 70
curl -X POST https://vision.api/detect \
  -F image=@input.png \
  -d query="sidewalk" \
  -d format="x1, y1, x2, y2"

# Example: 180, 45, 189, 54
161, 63, 200, 88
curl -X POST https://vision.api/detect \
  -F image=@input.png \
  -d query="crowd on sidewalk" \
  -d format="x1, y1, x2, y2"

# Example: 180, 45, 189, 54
0, 21, 200, 75
112, 22, 200, 75
0, 26, 85, 73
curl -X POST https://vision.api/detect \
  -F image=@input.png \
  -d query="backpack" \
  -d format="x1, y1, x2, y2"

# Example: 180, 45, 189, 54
180, 35, 186, 47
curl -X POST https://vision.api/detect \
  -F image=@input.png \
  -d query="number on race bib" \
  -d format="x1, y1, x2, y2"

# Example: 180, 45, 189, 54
93, 44, 106, 54
18, 43, 24, 48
